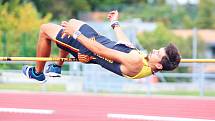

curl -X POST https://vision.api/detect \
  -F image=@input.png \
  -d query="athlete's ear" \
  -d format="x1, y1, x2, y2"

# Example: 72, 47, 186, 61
155, 63, 163, 70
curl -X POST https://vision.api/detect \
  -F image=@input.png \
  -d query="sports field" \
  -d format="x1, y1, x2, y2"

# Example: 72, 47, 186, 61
0, 92, 215, 121
1, 83, 215, 96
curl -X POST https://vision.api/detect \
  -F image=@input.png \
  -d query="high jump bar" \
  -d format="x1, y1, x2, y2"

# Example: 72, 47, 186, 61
0, 57, 78, 62
181, 59, 215, 63
0, 57, 215, 63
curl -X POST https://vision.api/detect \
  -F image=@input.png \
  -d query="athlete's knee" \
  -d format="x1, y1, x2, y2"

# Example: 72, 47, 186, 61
39, 23, 62, 40
40, 23, 51, 32
68, 19, 85, 30
38, 24, 51, 39
68, 19, 77, 23
69, 19, 85, 23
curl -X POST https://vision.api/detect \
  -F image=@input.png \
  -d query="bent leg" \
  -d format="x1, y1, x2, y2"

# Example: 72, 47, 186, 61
45, 20, 85, 67
57, 49, 69, 66
35, 23, 63, 73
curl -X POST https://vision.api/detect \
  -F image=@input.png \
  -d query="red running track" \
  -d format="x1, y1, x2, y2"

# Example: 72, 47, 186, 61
0, 92, 215, 121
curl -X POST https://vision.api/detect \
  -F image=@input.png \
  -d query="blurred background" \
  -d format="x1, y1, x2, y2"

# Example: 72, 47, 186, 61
0, 0, 215, 96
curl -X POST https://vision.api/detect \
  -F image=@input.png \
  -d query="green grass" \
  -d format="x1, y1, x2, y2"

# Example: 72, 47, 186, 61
119, 90, 215, 97
152, 90, 215, 97
0, 83, 215, 97
0, 83, 65, 92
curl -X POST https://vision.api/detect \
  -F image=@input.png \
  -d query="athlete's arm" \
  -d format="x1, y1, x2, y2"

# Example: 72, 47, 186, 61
113, 25, 130, 43
107, 10, 133, 47
76, 34, 128, 64
61, 20, 130, 64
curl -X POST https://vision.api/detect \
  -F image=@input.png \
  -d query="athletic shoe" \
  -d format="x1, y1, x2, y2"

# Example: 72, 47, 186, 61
22, 65, 46, 82
45, 64, 61, 77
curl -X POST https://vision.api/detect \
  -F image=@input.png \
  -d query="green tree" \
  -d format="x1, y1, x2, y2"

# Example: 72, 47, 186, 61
137, 23, 205, 59
31, 0, 90, 20
0, 1, 17, 31
0, 0, 51, 32
30, 0, 146, 20
195, 0, 215, 29
121, 3, 196, 29
0, 0, 51, 57
87, 0, 124, 11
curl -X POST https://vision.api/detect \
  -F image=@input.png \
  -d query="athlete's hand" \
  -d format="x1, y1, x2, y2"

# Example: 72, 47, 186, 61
61, 21, 75, 35
107, 10, 119, 22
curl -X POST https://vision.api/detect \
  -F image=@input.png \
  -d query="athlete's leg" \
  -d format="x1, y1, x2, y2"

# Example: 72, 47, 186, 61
22, 23, 64, 81
56, 49, 69, 66
36, 19, 86, 73
41, 19, 85, 68
35, 23, 63, 73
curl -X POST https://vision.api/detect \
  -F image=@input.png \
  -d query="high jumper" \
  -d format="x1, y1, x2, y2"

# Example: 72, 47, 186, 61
22, 10, 181, 82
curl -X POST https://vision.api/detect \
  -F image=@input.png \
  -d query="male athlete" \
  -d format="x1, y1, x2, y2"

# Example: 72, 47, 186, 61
23, 10, 181, 82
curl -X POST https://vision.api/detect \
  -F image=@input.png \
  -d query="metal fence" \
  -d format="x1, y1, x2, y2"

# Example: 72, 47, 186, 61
0, 61, 215, 96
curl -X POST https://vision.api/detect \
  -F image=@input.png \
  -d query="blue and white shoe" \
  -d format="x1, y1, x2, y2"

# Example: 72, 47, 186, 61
45, 64, 61, 77
22, 65, 46, 83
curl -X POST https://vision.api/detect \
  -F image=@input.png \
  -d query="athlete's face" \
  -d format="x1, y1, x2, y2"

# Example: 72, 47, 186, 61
148, 48, 166, 69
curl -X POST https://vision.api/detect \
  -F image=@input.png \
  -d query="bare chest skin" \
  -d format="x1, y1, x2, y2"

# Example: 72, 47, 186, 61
120, 50, 144, 77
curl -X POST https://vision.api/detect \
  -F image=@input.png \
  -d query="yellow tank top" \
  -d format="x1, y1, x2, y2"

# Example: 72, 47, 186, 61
124, 52, 152, 79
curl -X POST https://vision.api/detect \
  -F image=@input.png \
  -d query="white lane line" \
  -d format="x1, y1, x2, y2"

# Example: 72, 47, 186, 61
0, 108, 54, 115
107, 113, 215, 121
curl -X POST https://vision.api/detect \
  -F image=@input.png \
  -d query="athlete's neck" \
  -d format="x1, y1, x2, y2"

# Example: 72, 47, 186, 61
144, 55, 157, 74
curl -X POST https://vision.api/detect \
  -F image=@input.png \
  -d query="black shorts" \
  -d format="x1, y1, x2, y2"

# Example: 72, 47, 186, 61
55, 24, 98, 59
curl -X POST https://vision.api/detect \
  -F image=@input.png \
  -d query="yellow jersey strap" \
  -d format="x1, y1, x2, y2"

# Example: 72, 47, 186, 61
124, 51, 152, 79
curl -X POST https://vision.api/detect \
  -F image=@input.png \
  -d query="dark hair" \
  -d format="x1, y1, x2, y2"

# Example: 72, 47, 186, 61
160, 43, 181, 71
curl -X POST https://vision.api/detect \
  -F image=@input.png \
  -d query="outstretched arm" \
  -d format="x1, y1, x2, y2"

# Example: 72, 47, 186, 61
107, 10, 134, 47
77, 34, 128, 63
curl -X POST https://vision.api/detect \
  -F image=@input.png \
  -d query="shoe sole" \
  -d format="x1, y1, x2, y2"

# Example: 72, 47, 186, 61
39, 79, 47, 84
23, 72, 47, 84
45, 72, 61, 77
